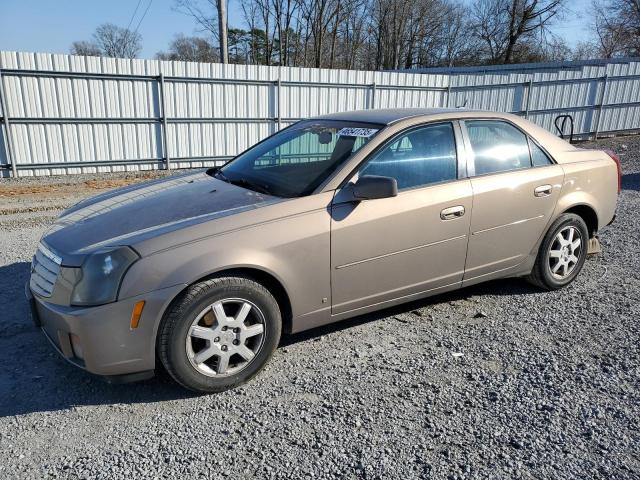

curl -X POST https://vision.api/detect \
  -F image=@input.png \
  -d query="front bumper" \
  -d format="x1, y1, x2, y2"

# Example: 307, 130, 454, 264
26, 282, 185, 377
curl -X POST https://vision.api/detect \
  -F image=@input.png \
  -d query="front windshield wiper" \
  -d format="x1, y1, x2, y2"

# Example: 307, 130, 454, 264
229, 178, 273, 196
212, 168, 231, 183
211, 168, 273, 196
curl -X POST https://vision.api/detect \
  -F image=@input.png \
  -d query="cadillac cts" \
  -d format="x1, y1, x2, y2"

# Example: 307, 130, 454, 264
26, 109, 620, 393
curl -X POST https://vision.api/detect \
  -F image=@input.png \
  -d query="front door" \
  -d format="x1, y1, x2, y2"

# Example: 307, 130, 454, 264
330, 122, 472, 315
461, 119, 564, 281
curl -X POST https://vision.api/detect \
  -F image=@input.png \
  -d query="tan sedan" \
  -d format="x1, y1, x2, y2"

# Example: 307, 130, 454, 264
27, 108, 620, 392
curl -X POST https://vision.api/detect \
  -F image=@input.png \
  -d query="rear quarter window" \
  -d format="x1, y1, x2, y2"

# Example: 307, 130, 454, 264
530, 141, 554, 166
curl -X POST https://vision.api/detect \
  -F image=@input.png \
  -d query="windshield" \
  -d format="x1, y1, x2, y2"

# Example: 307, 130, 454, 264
216, 120, 383, 198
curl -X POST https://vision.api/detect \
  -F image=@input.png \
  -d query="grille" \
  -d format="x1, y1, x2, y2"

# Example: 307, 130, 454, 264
30, 243, 62, 297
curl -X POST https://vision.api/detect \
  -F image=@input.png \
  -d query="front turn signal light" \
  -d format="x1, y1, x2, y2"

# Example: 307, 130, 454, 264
130, 301, 145, 329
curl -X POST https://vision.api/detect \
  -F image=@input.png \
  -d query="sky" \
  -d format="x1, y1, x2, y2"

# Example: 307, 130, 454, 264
0, 0, 593, 60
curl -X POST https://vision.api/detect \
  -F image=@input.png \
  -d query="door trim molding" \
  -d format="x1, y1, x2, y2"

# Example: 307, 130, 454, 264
471, 214, 545, 236
335, 234, 467, 269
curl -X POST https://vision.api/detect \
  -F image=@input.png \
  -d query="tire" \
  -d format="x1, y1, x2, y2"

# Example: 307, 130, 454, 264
158, 276, 282, 393
527, 213, 589, 290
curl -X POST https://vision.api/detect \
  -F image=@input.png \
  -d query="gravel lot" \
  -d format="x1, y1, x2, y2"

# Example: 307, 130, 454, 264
1, 137, 638, 479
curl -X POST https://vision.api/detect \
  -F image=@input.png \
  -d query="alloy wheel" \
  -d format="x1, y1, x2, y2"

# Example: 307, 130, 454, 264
186, 298, 266, 377
547, 226, 583, 280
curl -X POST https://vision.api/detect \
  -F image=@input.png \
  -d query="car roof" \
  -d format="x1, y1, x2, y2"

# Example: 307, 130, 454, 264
312, 107, 577, 156
312, 108, 494, 125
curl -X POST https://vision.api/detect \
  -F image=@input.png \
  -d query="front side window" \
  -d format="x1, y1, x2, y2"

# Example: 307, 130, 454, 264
219, 121, 382, 197
358, 123, 458, 190
466, 120, 531, 175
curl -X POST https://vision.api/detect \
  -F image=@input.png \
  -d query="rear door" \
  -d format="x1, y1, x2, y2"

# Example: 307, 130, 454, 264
461, 119, 564, 282
330, 122, 472, 315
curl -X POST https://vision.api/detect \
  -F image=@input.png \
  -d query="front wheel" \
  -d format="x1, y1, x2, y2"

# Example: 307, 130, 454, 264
158, 276, 282, 393
527, 213, 589, 290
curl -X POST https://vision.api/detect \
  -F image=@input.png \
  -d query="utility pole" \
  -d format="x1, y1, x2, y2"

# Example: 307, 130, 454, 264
217, 0, 229, 64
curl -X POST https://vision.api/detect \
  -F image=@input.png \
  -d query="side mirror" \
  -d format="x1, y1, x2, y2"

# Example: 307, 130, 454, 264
352, 175, 398, 200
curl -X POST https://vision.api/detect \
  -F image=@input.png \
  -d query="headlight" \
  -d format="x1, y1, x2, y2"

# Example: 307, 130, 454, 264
71, 246, 138, 306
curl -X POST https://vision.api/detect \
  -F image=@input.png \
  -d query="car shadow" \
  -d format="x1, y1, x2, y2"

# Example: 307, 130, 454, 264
281, 277, 540, 347
622, 172, 640, 191
0, 262, 194, 418
0, 261, 539, 417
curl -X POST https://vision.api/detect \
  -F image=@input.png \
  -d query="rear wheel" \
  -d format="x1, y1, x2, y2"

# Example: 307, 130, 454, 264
528, 213, 589, 290
158, 276, 281, 393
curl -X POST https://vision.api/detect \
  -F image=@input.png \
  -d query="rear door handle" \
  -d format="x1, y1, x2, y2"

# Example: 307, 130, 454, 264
534, 184, 552, 197
440, 205, 465, 220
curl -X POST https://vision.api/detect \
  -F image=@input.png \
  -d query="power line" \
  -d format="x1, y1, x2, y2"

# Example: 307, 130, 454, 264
125, 0, 143, 33
133, 0, 154, 37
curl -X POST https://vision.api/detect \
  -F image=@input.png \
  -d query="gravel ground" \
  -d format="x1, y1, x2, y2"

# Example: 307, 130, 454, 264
0, 137, 638, 479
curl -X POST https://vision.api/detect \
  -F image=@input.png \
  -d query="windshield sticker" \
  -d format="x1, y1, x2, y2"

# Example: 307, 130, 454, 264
337, 128, 379, 138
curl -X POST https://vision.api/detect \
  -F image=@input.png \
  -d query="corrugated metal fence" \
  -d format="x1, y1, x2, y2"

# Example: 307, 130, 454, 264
1, 51, 639, 177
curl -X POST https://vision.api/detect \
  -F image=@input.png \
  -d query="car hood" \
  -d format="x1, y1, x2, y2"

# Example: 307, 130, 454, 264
41, 171, 284, 266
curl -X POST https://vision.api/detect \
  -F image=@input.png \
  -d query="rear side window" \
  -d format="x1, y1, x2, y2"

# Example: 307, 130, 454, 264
359, 123, 457, 190
466, 120, 531, 175
530, 141, 553, 166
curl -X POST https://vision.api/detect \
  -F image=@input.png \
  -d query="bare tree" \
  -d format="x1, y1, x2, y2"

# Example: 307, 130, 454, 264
541, 36, 573, 61
175, 0, 229, 63
470, 0, 566, 64
94, 23, 143, 58
471, 0, 510, 62
215, 0, 578, 70
591, 0, 640, 57
572, 40, 598, 60
409, 0, 469, 68
335, 0, 368, 69
156, 35, 219, 62
368, 0, 463, 70
70, 41, 102, 57
438, 4, 479, 66
271, 0, 299, 65
252, 0, 276, 65
297, 0, 345, 68
164, 0, 578, 69
241, 1, 263, 63
70, 24, 142, 58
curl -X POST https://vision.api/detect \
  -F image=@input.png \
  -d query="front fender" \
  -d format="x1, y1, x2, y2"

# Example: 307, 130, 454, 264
122, 246, 292, 302
119, 198, 332, 324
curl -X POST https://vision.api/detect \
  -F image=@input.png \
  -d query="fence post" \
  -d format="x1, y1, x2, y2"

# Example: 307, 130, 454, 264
370, 82, 376, 109
276, 77, 282, 130
593, 74, 609, 140
158, 73, 171, 170
0, 69, 17, 178
524, 78, 533, 118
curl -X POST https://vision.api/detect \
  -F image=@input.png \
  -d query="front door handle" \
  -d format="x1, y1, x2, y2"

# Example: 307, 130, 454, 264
440, 205, 465, 220
534, 184, 552, 197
